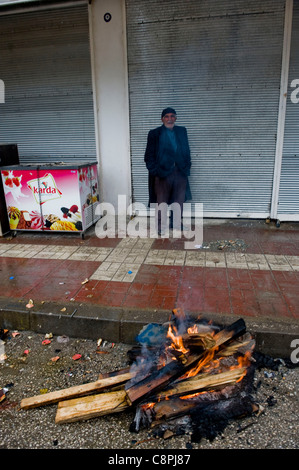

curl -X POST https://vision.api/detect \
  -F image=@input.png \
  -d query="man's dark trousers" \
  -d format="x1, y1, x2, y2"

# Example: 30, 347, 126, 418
154, 167, 187, 232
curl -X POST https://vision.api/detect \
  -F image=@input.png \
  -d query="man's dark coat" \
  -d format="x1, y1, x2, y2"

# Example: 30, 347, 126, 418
144, 124, 192, 205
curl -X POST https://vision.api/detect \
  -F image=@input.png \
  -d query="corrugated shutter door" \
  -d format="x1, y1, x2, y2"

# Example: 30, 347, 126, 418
278, 0, 299, 219
126, 0, 285, 217
0, 4, 96, 164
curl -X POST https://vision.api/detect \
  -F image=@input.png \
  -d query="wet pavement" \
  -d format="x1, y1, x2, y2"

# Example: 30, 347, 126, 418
0, 218, 299, 358
1, 218, 299, 452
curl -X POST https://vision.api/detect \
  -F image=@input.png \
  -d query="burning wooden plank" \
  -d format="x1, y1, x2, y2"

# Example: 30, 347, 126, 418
54, 319, 249, 424
155, 366, 247, 400
134, 367, 250, 427
20, 315, 254, 432
125, 318, 246, 405
125, 353, 204, 405
182, 332, 216, 351
54, 365, 247, 425
216, 332, 255, 357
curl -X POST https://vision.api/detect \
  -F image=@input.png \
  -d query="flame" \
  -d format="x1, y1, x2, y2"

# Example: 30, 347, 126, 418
231, 352, 252, 382
129, 317, 256, 427
178, 354, 251, 401
187, 324, 199, 334
184, 348, 216, 379
187, 321, 215, 335
180, 390, 215, 400
167, 324, 189, 356
166, 321, 253, 381
141, 402, 155, 410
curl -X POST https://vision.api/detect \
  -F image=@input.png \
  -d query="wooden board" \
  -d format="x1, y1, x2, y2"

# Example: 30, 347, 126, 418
125, 353, 203, 405
20, 372, 133, 410
55, 368, 246, 424
155, 367, 246, 400
55, 390, 129, 424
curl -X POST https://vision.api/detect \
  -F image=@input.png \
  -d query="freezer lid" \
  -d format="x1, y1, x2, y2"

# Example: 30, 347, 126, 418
0, 161, 98, 171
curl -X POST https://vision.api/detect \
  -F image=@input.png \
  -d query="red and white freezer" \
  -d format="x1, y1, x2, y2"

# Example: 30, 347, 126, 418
0, 162, 100, 236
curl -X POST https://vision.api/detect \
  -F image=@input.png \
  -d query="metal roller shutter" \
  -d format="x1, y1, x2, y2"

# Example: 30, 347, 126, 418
126, 0, 285, 217
278, 0, 299, 220
0, 3, 96, 164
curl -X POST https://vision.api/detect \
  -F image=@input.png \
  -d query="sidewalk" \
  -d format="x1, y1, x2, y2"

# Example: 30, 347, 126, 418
1, 218, 299, 358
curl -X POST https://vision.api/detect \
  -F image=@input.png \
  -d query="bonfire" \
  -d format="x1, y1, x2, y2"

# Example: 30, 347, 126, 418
21, 309, 258, 441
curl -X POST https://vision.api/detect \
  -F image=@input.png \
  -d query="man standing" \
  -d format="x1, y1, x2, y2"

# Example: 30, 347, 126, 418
144, 107, 192, 235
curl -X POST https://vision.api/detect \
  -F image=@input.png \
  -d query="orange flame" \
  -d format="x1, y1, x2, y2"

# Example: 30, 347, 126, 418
141, 402, 155, 411
167, 324, 189, 356
184, 348, 216, 379
187, 324, 198, 334
180, 390, 216, 400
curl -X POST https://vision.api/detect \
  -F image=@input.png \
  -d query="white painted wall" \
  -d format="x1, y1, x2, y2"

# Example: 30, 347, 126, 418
89, 0, 131, 214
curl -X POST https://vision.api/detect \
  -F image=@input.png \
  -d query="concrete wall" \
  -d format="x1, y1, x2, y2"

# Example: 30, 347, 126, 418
89, 0, 131, 214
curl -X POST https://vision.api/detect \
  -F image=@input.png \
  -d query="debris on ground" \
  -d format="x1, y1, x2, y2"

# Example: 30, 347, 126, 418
57, 335, 69, 344
0, 323, 298, 449
200, 239, 248, 251
0, 383, 14, 403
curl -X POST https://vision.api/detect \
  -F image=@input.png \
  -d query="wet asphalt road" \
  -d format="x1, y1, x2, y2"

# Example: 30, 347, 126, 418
0, 329, 298, 453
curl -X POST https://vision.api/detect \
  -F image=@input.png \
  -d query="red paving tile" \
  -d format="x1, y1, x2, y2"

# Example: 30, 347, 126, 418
1, 220, 299, 322
73, 279, 101, 302
4, 234, 83, 247
227, 269, 254, 290
0, 276, 42, 298
75, 280, 131, 305
180, 266, 205, 288
203, 287, 231, 315
108, 282, 132, 295
0, 257, 57, 278
230, 289, 261, 317
147, 293, 177, 311
156, 266, 182, 285
46, 260, 101, 280
24, 278, 82, 302
121, 268, 181, 310
1, 256, 297, 320
135, 265, 161, 284
249, 271, 280, 292
204, 267, 228, 289
241, 242, 262, 254
272, 270, 299, 288
123, 294, 153, 309
127, 282, 156, 298
100, 292, 130, 307
255, 290, 293, 319
176, 285, 204, 313
86, 237, 120, 248
280, 291, 299, 318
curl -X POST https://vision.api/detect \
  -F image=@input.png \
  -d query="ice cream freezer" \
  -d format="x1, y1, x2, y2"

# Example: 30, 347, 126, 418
0, 144, 20, 236
0, 162, 100, 237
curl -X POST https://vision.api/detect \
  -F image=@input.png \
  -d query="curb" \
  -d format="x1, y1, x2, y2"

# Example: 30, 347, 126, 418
1, 297, 299, 359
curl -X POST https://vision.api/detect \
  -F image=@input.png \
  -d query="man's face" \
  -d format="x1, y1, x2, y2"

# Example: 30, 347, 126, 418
161, 113, 177, 129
